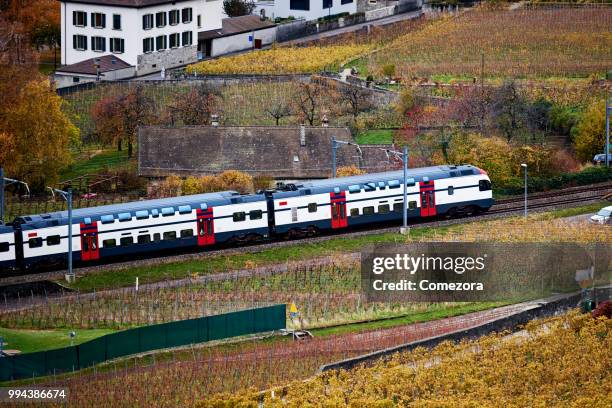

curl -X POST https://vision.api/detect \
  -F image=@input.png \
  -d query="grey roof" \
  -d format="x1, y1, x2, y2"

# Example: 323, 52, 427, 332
198, 15, 276, 40
56, 55, 132, 75
138, 125, 394, 179
58, 0, 193, 7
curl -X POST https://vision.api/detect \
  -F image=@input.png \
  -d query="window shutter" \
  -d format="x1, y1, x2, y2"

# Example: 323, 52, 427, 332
91, 37, 94, 50
143, 38, 146, 53
102, 14, 106, 28
73, 35, 76, 49
102, 38, 106, 52
121, 39, 125, 53
142, 15, 146, 29
72, 11, 76, 25
91, 13, 94, 26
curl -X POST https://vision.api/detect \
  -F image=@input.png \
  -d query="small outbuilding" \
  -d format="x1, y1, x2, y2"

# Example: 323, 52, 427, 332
53, 55, 135, 89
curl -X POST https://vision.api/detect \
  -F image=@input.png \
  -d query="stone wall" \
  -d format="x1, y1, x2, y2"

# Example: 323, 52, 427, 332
365, 5, 398, 21
137, 45, 198, 76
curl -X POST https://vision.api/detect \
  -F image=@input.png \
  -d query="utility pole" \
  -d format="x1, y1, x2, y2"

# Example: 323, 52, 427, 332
49, 187, 74, 281
401, 145, 409, 235
606, 97, 610, 168
331, 137, 362, 178
1, 169, 30, 224
521, 163, 528, 218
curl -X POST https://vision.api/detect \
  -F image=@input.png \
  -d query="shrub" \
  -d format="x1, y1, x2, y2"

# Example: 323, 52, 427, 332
572, 99, 606, 162
336, 165, 365, 177
253, 175, 275, 191
217, 170, 254, 194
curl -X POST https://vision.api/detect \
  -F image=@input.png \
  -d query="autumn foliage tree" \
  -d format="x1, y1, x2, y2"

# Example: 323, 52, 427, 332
572, 99, 606, 162
167, 84, 220, 126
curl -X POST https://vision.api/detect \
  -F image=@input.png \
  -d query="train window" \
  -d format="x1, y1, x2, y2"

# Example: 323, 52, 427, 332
47, 235, 61, 246
153, 233, 161, 242
180, 229, 193, 238
0, 242, 9, 252
409, 201, 417, 209
136, 210, 149, 220
161, 207, 175, 216
363, 206, 374, 216
461, 170, 474, 176
151, 209, 160, 218
307, 203, 317, 213
103, 239, 116, 248
163, 231, 177, 240
479, 180, 492, 191
388, 180, 400, 189
101, 215, 114, 224
406, 178, 416, 187
333, 187, 340, 193
28, 237, 43, 248
364, 183, 376, 192
451, 171, 460, 177
233, 212, 246, 222
448, 186, 454, 195
348, 184, 361, 193
378, 204, 390, 214
200, 203, 208, 210
84, 217, 92, 225
137, 234, 151, 244
118, 213, 131, 222
378, 182, 386, 189
393, 202, 403, 212
249, 210, 263, 219
120, 236, 134, 246
350, 208, 359, 217
178, 205, 192, 214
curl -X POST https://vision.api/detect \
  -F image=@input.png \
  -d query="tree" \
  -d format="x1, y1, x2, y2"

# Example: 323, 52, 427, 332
91, 85, 155, 158
265, 97, 292, 126
489, 81, 529, 142
293, 83, 322, 126
222, 0, 256, 17
572, 99, 606, 162
168, 84, 220, 126
338, 85, 373, 120
1, 79, 78, 188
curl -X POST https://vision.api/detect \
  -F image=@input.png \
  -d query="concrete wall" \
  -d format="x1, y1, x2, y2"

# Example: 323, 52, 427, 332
210, 26, 277, 57
137, 45, 198, 76
365, 4, 397, 20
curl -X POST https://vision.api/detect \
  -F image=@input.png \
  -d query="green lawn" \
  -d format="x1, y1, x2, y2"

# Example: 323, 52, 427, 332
0, 327, 115, 353
355, 129, 395, 144
60, 148, 131, 181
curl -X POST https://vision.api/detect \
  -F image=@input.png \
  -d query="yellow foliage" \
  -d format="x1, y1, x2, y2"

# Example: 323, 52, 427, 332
573, 99, 607, 162
336, 165, 366, 177
217, 170, 253, 194
186, 45, 371, 75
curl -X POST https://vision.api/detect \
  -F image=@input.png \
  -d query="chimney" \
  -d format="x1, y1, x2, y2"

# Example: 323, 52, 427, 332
300, 124, 306, 146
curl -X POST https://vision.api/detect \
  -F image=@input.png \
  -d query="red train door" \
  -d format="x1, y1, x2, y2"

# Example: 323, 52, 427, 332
419, 181, 437, 217
79, 221, 100, 261
330, 191, 348, 229
196, 207, 215, 246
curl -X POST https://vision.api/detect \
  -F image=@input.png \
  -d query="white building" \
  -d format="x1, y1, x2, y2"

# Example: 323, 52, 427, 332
59, 0, 225, 76
256, 0, 358, 22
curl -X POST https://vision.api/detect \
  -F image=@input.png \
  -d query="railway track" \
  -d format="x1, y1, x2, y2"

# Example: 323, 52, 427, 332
0, 182, 610, 287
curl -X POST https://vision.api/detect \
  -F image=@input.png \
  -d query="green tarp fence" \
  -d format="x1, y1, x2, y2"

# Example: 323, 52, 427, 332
0, 304, 286, 381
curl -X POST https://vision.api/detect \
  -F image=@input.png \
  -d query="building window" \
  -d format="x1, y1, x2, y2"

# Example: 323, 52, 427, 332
91, 36, 105, 52
197, 14, 201, 28
113, 14, 121, 30
28, 237, 43, 248
47, 235, 61, 246
143, 14, 154, 30
156, 35, 166, 51
169, 33, 180, 48
73, 11, 87, 27
181, 31, 192, 46
156, 11, 166, 27
181, 7, 192, 23
169, 9, 179, 25
110, 38, 124, 53
91, 12, 106, 28
308, 203, 317, 213
323, 0, 332, 8
290, 0, 310, 10
233, 212, 246, 222
249, 210, 263, 220
341, 0, 353, 4
143, 37, 154, 53
73, 34, 87, 50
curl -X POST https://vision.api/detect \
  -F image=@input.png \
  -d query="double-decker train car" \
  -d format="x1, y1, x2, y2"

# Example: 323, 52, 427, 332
0, 165, 493, 274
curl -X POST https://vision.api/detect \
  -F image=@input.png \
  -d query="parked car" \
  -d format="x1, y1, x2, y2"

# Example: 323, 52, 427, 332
592, 153, 612, 165
589, 205, 612, 225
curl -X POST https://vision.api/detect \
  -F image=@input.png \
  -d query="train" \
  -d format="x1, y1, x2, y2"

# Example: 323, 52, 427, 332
0, 165, 493, 273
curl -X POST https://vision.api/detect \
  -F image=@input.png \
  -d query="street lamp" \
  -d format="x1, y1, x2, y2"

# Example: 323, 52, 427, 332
48, 187, 74, 281
0, 168, 30, 224
521, 163, 528, 218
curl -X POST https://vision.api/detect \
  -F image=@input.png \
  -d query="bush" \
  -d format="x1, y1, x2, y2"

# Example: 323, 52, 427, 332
336, 165, 365, 177
253, 175, 274, 191
572, 99, 606, 162
495, 166, 612, 195
217, 170, 253, 194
